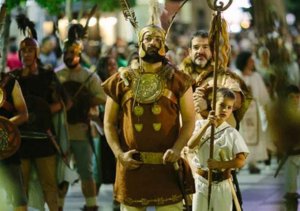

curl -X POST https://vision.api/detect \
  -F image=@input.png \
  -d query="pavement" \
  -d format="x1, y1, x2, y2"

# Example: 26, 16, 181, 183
62, 159, 292, 211
0, 159, 294, 211
238, 162, 287, 211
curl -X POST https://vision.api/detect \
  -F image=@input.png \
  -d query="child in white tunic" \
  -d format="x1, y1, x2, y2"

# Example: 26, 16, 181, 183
188, 88, 249, 211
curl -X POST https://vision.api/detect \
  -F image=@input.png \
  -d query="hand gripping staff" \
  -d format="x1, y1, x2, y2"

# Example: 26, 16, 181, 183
206, 0, 233, 210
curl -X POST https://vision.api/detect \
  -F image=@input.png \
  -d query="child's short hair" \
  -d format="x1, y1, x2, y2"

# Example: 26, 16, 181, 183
216, 87, 236, 100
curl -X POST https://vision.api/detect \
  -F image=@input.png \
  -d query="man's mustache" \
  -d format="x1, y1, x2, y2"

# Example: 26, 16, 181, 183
196, 53, 207, 59
64, 58, 74, 63
147, 46, 159, 52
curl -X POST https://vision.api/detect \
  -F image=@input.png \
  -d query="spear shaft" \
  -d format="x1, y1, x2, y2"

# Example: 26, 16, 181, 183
206, 0, 233, 209
207, 10, 221, 210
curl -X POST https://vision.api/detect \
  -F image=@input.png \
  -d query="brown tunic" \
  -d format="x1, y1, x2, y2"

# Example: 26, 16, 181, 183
102, 63, 193, 206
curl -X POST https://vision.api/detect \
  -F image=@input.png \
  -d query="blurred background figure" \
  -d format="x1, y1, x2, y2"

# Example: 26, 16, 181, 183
269, 84, 300, 211
6, 37, 22, 72
256, 46, 277, 100
255, 46, 278, 168
39, 36, 59, 69
175, 46, 188, 66
282, 47, 300, 89
93, 55, 119, 210
96, 56, 117, 82
235, 50, 271, 174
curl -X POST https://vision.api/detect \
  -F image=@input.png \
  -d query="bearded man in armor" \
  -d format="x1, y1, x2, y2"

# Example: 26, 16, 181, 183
179, 30, 212, 91
56, 24, 106, 211
103, 16, 195, 210
180, 29, 251, 128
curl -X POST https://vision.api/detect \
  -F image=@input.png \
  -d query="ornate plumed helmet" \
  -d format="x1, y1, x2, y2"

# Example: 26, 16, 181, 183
137, 0, 166, 58
63, 23, 86, 56
63, 5, 97, 56
121, 0, 188, 59
16, 14, 39, 57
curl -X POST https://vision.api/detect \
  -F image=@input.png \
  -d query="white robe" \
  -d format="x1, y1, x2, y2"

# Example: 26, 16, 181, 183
238, 72, 271, 162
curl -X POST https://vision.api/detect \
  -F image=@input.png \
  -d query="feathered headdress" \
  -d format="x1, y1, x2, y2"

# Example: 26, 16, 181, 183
148, 0, 163, 27
67, 24, 86, 43
120, 0, 139, 32
165, 0, 189, 39
16, 14, 38, 40
120, 0, 189, 58
64, 5, 98, 54
16, 14, 39, 53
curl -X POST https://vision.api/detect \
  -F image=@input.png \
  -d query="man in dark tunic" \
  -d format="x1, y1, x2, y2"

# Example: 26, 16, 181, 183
13, 32, 69, 211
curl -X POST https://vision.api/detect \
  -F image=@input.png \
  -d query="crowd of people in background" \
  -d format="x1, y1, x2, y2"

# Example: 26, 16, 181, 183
2, 11, 300, 210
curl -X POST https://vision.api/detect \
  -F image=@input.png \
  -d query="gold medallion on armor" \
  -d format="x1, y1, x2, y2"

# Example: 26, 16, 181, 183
151, 104, 161, 115
133, 105, 144, 117
131, 73, 164, 104
152, 123, 161, 131
134, 124, 143, 132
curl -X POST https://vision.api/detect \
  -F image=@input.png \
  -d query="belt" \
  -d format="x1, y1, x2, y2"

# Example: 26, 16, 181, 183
197, 169, 231, 182
133, 152, 164, 164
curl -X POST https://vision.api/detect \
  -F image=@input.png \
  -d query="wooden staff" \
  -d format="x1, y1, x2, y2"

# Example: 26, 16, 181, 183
206, 0, 233, 210
219, 149, 241, 211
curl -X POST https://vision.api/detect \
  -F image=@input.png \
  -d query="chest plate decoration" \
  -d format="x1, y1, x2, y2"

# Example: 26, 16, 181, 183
131, 73, 165, 104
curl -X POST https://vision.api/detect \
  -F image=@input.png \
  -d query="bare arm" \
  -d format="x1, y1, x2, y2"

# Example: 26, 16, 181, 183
10, 81, 28, 126
187, 110, 216, 149
104, 96, 142, 169
163, 87, 195, 163
187, 121, 210, 149
103, 97, 122, 158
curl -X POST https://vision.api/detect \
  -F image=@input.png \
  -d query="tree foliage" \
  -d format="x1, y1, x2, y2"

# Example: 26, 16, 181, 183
35, 0, 65, 14
35, 0, 136, 14
285, 0, 300, 23
6, 0, 23, 12
90, 0, 136, 12
6, 0, 136, 14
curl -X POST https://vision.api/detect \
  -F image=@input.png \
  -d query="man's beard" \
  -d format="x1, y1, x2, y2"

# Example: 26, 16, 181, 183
142, 46, 164, 63
194, 56, 212, 69
64, 58, 78, 69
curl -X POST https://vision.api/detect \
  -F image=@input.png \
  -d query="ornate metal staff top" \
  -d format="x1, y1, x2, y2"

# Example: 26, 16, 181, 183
205, 0, 233, 210
207, 0, 233, 11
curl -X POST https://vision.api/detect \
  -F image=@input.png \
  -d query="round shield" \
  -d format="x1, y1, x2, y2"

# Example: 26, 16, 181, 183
0, 116, 21, 160
63, 81, 92, 124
